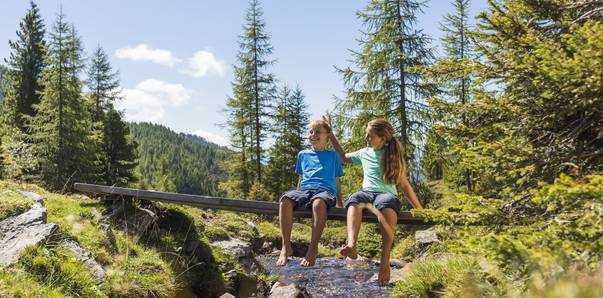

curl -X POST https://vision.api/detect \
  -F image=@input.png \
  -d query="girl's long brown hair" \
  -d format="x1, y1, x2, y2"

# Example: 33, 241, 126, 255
367, 119, 405, 184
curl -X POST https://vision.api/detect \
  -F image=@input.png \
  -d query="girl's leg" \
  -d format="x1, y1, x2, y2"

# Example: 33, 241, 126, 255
377, 207, 397, 285
340, 203, 363, 259
301, 198, 328, 267
277, 198, 295, 266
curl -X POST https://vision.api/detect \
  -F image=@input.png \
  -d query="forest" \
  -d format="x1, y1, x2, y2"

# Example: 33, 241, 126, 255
0, 0, 601, 297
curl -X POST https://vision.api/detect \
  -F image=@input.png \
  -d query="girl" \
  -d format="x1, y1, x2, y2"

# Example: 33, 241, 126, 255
324, 116, 422, 286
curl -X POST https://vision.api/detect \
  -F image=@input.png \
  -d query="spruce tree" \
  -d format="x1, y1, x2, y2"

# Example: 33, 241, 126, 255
335, 0, 435, 172
421, 0, 476, 188
222, 0, 276, 198
102, 108, 137, 186
86, 46, 119, 122
265, 85, 309, 197
29, 13, 93, 190
2, 1, 46, 130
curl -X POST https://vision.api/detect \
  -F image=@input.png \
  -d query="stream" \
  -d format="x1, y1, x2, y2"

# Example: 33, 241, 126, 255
257, 255, 398, 297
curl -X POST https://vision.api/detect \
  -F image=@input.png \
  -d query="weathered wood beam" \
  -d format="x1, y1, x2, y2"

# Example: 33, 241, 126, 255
74, 183, 431, 225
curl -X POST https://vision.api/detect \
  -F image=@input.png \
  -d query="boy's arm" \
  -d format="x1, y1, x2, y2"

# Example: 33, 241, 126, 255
297, 175, 302, 191
398, 172, 423, 209
322, 115, 353, 164
336, 177, 343, 208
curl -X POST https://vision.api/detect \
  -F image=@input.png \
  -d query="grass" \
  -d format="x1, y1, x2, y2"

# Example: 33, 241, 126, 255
0, 181, 33, 221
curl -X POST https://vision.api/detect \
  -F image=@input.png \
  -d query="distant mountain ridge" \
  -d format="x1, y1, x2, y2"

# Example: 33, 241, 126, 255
128, 122, 230, 196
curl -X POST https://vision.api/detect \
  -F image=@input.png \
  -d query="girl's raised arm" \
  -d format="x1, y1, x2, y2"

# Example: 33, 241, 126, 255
322, 115, 353, 164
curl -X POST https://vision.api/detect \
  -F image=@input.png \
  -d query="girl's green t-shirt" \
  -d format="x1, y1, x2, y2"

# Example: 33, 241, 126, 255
349, 147, 398, 195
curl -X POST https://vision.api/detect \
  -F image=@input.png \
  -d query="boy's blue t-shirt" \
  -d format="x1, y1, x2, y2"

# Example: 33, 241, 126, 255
295, 149, 344, 195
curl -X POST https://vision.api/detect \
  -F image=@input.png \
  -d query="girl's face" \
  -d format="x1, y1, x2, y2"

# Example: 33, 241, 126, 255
365, 127, 386, 150
308, 126, 329, 149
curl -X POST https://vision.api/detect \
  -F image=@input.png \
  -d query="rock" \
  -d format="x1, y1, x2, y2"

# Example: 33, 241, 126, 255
270, 282, 312, 298
219, 293, 236, 298
0, 192, 58, 266
116, 207, 157, 236
61, 239, 106, 284
212, 238, 252, 258
100, 223, 117, 251
367, 263, 412, 285
415, 228, 440, 245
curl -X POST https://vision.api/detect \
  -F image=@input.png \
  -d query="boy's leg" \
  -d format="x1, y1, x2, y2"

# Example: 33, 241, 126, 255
300, 198, 328, 267
340, 203, 362, 259
277, 197, 295, 266
377, 207, 397, 286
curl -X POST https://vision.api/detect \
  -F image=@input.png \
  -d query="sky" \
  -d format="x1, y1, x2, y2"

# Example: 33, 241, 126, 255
1, 0, 489, 147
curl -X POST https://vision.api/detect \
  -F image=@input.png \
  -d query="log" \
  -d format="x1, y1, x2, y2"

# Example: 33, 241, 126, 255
73, 183, 431, 225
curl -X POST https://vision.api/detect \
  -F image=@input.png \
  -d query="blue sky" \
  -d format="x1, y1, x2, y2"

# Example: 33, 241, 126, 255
1, 0, 489, 146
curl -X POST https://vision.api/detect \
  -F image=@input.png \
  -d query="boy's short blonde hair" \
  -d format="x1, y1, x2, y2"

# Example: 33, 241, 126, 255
308, 119, 332, 134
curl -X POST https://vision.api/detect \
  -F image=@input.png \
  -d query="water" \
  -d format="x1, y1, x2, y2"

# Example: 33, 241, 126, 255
257, 255, 394, 297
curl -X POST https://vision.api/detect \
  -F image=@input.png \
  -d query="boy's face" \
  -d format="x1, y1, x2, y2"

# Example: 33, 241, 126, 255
308, 126, 329, 149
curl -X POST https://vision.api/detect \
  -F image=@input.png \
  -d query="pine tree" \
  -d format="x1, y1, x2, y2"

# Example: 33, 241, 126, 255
102, 108, 137, 186
335, 0, 435, 173
85, 45, 136, 186
29, 12, 93, 190
2, 1, 46, 130
222, 0, 277, 198
265, 85, 309, 197
86, 46, 119, 122
421, 0, 476, 188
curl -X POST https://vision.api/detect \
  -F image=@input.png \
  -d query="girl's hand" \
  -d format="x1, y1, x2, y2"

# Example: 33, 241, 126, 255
322, 115, 332, 128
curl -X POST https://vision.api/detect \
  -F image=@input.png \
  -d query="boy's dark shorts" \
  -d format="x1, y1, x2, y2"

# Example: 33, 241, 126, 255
279, 189, 336, 209
344, 191, 402, 213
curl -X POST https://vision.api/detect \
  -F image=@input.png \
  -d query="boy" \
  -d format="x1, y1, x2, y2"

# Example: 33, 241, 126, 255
276, 119, 343, 267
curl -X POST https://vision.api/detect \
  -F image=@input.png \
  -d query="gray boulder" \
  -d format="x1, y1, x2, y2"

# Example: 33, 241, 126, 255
269, 282, 312, 298
0, 191, 58, 266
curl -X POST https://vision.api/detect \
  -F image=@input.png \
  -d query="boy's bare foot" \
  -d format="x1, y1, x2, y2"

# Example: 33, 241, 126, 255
378, 265, 391, 286
276, 245, 293, 266
300, 247, 318, 267
339, 245, 358, 259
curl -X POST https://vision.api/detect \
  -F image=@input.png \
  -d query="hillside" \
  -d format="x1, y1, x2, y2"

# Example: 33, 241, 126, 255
128, 122, 229, 196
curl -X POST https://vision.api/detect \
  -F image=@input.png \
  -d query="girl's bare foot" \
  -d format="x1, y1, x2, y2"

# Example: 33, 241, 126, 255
276, 245, 293, 266
300, 247, 318, 267
339, 245, 358, 259
378, 264, 391, 286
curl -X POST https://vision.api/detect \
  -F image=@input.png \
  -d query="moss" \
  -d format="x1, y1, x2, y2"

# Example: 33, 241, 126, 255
0, 188, 32, 221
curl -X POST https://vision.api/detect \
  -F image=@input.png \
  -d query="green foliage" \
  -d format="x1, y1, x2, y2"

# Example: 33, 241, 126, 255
0, 127, 37, 180
18, 245, 105, 298
129, 122, 228, 196
2, 1, 46, 131
29, 12, 96, 190
392, 254, 519, 297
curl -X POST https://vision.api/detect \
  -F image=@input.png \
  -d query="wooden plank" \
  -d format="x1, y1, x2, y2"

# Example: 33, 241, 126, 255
74, 183, 430, 225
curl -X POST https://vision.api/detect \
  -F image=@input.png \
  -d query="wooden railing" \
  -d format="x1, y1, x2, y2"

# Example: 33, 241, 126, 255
73, 183, 431, 225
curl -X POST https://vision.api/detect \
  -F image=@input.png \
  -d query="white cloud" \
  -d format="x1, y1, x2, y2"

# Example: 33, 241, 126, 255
183, 50, 226, 78
116, 79, 194, 123
115, 44, 179, 67
194, 129, 229, 147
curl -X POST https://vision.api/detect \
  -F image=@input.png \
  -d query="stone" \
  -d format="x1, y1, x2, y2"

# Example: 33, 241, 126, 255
219, 293, 236, 298
212, 238, 252, 258
415, 228, 440, 245
269, 282, 312, 298
61, 239, 106, 284
116, 207, 157, 236
0, 192, 58, 266
367, 263, 412, 285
